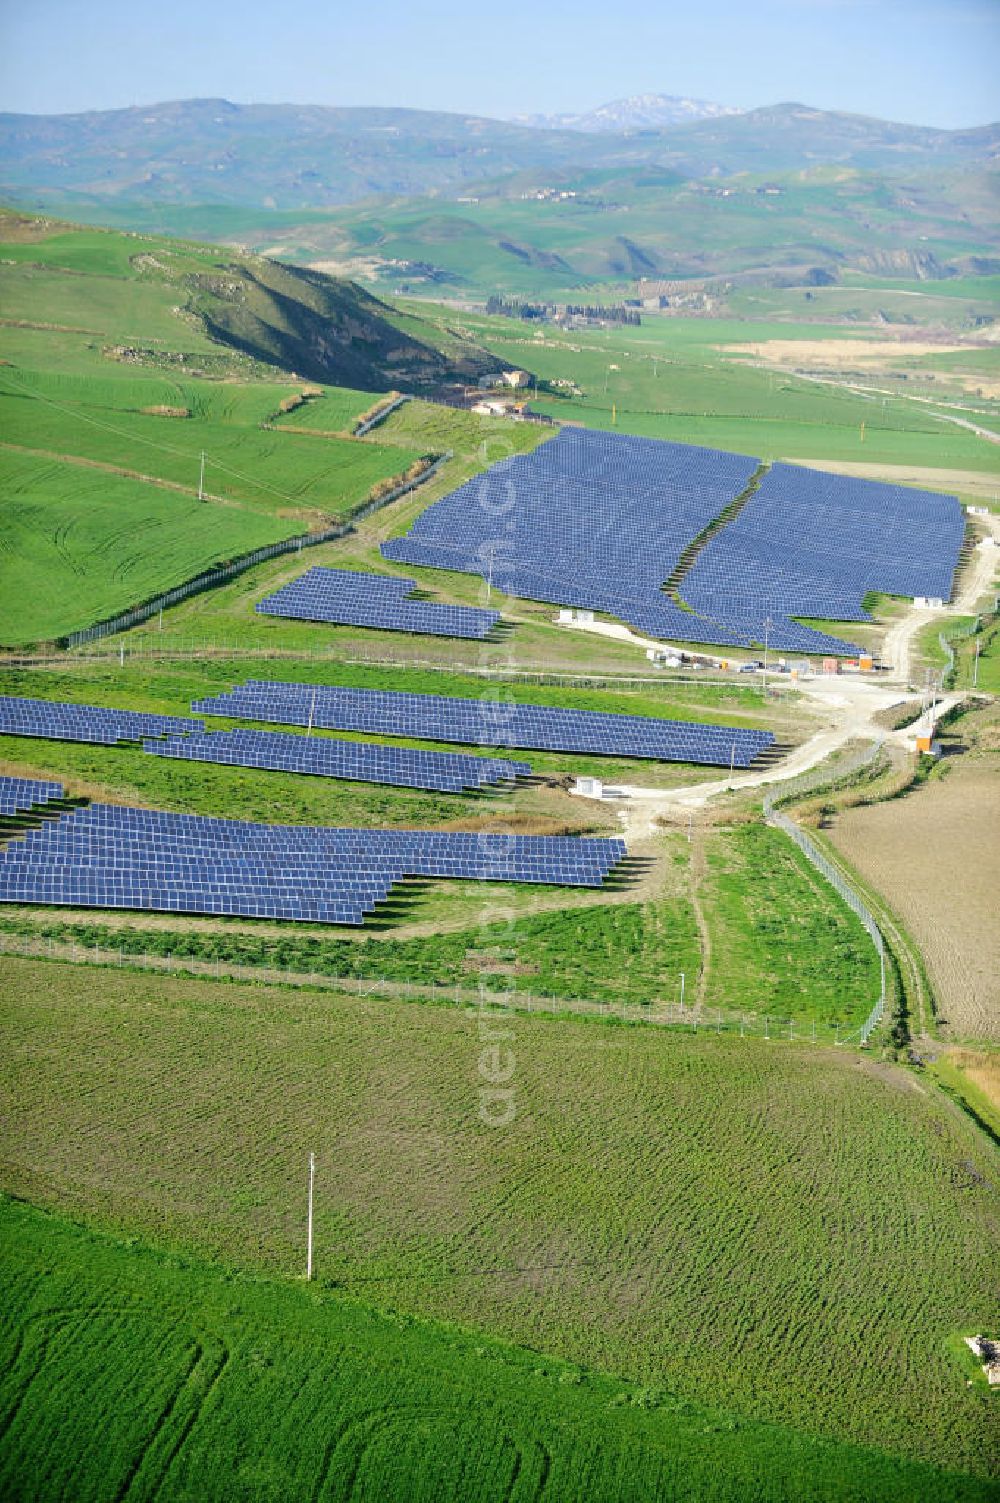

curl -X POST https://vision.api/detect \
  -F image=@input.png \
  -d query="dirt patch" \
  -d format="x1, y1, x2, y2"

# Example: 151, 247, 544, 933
721, 338, 978, 370
828, 706, 1000, 1041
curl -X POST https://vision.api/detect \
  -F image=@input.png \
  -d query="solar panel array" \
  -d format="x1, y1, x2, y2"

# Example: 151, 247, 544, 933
382, 427, 768, 647
683, 463, 966, 634
257, 566, 501, 640
193, 681, 774, 768
0, 803, 627, 925
145, 729, 531, 793
0, 775, 64, 817
0, 695, 199, 745
381, 428, 963, 656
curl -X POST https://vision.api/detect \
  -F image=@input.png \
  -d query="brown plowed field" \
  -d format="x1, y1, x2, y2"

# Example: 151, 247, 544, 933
828, 706, 1000, 1041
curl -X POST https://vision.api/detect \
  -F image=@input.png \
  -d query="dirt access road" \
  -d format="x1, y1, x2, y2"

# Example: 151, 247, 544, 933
564, 524, 1000, 840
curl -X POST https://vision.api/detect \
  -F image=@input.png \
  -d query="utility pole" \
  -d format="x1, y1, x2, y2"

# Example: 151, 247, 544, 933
306, 1152, 316, 1281
679, 972, 686, 1009
762, 616, 772, 698
973, 637, 980, 688
486, 544, 494, 603
198, 451, 206, 501
306, 686, 317, 737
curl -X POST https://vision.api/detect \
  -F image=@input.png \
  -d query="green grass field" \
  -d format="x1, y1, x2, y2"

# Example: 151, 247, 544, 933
0, 366, 422, 645
1, 956, 996, 1487
701, 825, 879, 1022
400, 303, 1000, 478
0, 451, 296, 645
0, 384, 421, 521
5, 1197, 993, 1503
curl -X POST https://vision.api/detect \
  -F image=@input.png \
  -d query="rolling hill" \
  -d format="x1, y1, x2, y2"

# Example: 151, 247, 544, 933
1, 98, 996, 216
136, 161, 998, 302
0, 209, 499, 389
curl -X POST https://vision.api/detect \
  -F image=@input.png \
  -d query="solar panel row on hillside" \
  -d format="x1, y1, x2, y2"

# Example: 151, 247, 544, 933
380, 428, 963, 656
0, 803, 626, 925
193, 681, 774, 768
0, 696, 199, 745
0, 775, 64, 817
684, 463, 966, 625
382, 427, 776, 646
145, 729, 531, 793
257, 566, 501, 639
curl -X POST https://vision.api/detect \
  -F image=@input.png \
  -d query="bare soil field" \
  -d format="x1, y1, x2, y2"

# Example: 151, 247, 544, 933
828, 706, 1000, 1041
721, 338, 980, 369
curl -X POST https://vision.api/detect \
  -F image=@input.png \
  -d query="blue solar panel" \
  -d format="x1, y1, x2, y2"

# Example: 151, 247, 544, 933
144, 729, 531, 793
683, 463, 966, 642
0, 695, 200, 745
0, 803, 627, 925
192, 681, 774, 768
379, 430, 964, 657
0, 775, 64, 817
382, 427, 762, 645
257, 566, 501, 639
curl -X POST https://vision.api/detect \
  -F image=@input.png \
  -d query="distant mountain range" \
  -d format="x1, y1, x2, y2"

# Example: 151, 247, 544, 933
1, 99, 996, 213
510, 93, 743, 133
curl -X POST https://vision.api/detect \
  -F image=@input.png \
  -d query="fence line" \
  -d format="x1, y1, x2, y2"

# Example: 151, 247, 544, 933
764, 737, 886, 814
58, 450, 452, 650
764, 743, 888, 1045
938, 610, 990, 690
352, 394, 411, 436
0, 929, 860, 1046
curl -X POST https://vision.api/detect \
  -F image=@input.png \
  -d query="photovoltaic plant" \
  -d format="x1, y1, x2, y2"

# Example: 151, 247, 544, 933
145, 729, 532, 793
193, 681, 775, 767
380, 429, 964, 656
683, 463, 967, 630
0, 775, 64, 817
0, 804, 627, 925
0, 695, 200, 745
256, 566, 502, 639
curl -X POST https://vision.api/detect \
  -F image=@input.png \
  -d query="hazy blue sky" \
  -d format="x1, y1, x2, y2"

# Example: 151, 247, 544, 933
1, 0, 997, 127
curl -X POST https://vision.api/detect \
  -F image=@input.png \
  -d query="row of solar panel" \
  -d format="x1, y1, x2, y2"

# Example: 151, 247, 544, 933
0, 694, 530, 792
0, 803, 627, 924
193, 682, 775, 767
257, 566, 501, 639
0, 696, 200, 745
0, 775, 65, 817
145, 730, 531, 793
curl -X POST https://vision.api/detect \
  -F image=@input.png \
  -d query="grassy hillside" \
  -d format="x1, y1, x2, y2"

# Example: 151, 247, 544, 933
1, 956, 996, 1484
0, 213, 514, 643
5, 1197, 993, 1503
0, 210, 499, 389
0, 452, 297, 645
